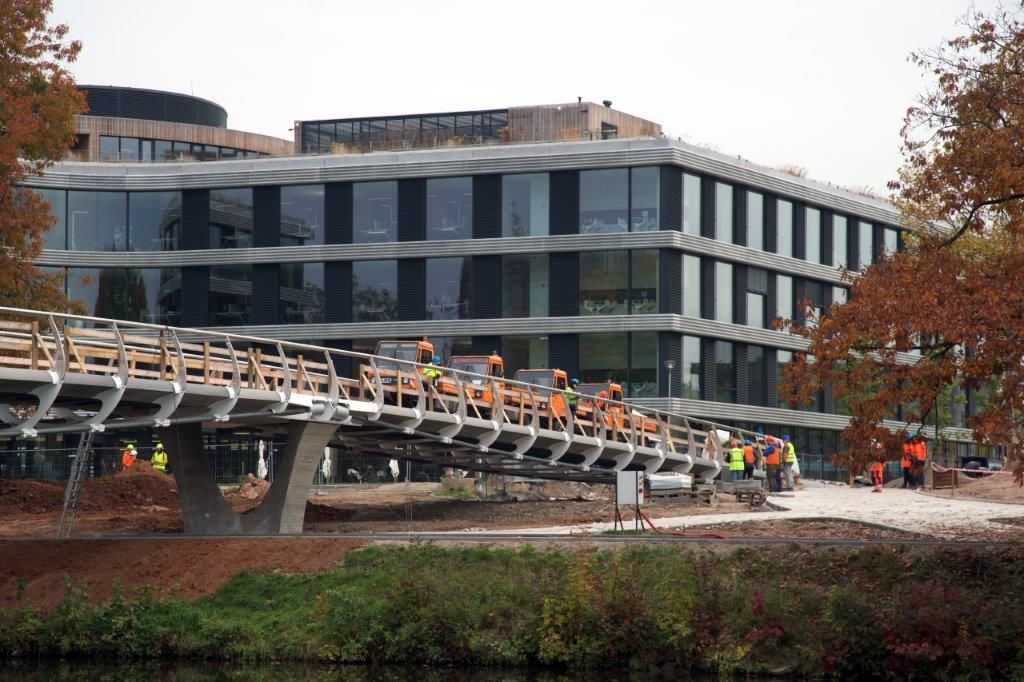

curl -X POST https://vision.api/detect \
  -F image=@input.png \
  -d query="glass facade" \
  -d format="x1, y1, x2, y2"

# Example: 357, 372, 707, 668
426, 177, 472, 240
68, 191, 126, 252
747, 191, 763, 250
715, 340, 735, 403
502, 335, 548, 377
680, 335, 701, 399
777, 274, 793, 321
501, 254, 548, 318
682, 173, 701, 236
833, 215, 848, 268
97, 135, 265, 162
577, 332, 658, 397
353, 181, 397, 243
629, 332, 658, 397
579, 250, 657, 316
630, 250, 659, 314
580, 168, 628, 233
130, 268, 181, 325
34, 188, 66, 250
67, 267, 132, 319
425, 257, 471, 319
630, 167, 660, 231
715, 261, 732, 323
352, 260, 398, 322
777, 199, 793, 257
884, 227, 898, 255
502, 173, 549, 237
280, 263, 324, 324
715, 182, 733, 242
209, 264, 252, 325
128, 192, 181, 251
805, 207, 821, 264
747, 291, 764, 328
859, 221, 873, 266
777, 350, 792, 409
209, 188, 253, 249
683, 254, 701, 317
281, 185, 324, 247
300, 109, 509, 154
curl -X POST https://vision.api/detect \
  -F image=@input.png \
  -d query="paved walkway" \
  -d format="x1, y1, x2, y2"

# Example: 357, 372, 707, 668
480, 481, 1024, 539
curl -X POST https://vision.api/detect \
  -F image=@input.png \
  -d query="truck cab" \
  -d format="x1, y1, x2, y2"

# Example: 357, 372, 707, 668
362, 338, 435, 401
440, 352, 505, 405
576, 382, 625, 427
511, 368, 570, 421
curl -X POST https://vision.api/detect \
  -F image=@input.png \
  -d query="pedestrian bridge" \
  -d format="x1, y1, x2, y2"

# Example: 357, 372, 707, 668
0, 308, 757, 535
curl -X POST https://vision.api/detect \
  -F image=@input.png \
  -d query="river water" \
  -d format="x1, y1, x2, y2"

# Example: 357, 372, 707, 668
0, 661, 719, 681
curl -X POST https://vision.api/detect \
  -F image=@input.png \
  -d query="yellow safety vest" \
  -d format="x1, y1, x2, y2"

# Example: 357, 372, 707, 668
151, 450, 168, 471
728, 447, 745, 471
784, 442, 796, 464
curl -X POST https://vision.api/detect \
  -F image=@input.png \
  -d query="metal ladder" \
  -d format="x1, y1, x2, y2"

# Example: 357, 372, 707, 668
56, 430, 96, 539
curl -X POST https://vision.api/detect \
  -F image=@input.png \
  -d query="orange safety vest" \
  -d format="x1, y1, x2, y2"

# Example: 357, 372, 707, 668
900, 443, 913, 469
121, 449, 136, 468
765, 448, 780, 466
742, 445, 755, 465
869, 461, 884, 474
914, 441, 927, 462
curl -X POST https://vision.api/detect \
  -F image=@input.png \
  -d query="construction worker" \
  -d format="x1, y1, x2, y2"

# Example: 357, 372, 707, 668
567, 378, 579, 411
764, 441, 781, 493
782, 435, 797, 491
900, 438, 914, 489
869, 460, 884, 492
728, 440, 745, 482
742, 439, 755, 480
121, 443, 136, 469
422, 355, 443, 385
913, 435, 927, 488
151, 442, 168, 473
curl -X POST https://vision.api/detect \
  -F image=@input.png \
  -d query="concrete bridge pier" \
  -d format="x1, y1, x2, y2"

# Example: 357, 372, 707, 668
156, 420, 339, 535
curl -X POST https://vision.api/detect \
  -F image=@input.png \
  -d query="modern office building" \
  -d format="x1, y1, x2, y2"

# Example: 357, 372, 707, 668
22, 85, 984, 472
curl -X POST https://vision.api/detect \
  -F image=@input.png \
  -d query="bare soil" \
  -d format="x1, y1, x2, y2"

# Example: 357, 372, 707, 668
924, 473, 1024, 503
0, 538, 363, 613
685, 519, 935, 541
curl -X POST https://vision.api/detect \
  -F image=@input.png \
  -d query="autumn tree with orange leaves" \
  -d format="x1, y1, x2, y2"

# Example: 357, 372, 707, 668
0, 0, 84, 311
781, 7, 1024, 479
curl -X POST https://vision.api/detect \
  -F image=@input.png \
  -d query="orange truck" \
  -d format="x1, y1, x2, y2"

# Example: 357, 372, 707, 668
577, 381, 659, 436
509, 368, 570, 424
362, 338, 435, 402
439, 352, 505, 406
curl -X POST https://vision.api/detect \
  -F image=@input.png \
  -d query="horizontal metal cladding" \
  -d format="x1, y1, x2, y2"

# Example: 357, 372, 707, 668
78, 85, 228, 128
37, 232, 849, 285
26, 138, 902, 225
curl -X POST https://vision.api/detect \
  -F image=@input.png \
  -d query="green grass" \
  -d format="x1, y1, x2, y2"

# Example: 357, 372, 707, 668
3, 543, 1024, 677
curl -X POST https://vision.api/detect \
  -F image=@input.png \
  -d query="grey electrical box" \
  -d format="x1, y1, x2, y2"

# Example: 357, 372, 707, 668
616, 471, 645, 506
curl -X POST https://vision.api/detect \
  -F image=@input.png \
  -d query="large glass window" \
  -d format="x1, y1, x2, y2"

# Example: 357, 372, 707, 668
681, 335, 701, 399
502, 173, 549, 237
884, 228, 898, 256
777, 199, 793, 257
580, 250, 629, 315
630, 249, 659, 314
747, 191, 763, 250
68, 191, 126, 252
128, 192, 180, 251
209, 188, 253, 249
119, 137, 140, 162
154, 140, 172, 162
67, 267, 130, 318
746, 345, 767, 406
715, 261, 732, 324
353, 181, 397, 243
426, 257, 471, 319
859, 221, 873, 266
426, 177, 472, 240
833, 215, 848, 268
33, 188, 66, 250
629, 332, 658, 397
280, 263, 324, 324
428, 337, 473, 363
502, 335, 548, 377
127, 268, 181, 325
747, 292, 764, 328
630, 167, 660, 231
99, 136, 119, 161
715, 340, 735, 403
715, 182, 733, 242
682, 173, 701, 236
806, 207, 821, 264
281, 185, 324, 247
352, 260, 397, 322
777, 350, 793, 409
776, 274, 793, 321
832, 286, 847, 306
683, 254, 701, 317
209, 264, 251, 325
580, 168, 628, 233
580, 333, 627, 385
501, 254, 548, 318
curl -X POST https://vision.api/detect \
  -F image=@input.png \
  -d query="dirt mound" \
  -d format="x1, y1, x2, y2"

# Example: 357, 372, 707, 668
928, 472, 1024, 503
223, 473, 271, 513
0, 478, 64, 514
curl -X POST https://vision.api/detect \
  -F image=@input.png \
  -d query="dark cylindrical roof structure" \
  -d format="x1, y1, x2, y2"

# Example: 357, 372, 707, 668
77, 85, 228, 128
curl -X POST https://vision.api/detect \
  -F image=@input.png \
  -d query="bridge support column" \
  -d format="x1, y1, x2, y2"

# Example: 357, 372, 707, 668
157, 420, 338, 535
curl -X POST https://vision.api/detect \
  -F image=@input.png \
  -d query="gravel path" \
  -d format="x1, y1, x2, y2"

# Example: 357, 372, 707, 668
471, 481, 1024, 539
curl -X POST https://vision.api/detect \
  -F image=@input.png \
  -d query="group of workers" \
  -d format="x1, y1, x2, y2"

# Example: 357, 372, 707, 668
869, 435, 928, 492
120, 442, 169, 473
727, 433, 798, 493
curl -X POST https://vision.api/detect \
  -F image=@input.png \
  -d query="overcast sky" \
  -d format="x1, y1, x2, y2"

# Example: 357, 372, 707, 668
52, 0, 996, 192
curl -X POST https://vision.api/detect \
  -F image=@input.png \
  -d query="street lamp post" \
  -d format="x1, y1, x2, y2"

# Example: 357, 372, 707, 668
663, 359, 676, 403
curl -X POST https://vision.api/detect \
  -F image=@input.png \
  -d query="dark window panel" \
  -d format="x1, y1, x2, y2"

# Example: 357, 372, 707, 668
549, 170, 579, 236
472, 174, 501, 239
659, 166, 682, 232
471, 254, 500, 319
548, 334, 579, 381
353, 181, 396, 243
351, 260, 396, 322
280, 185, 324, 247
253, 186, 281, 249
700, 177, 715, 239
324, 182, 353, 245
398, 179, 426, 242
549, 251, 579, 317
